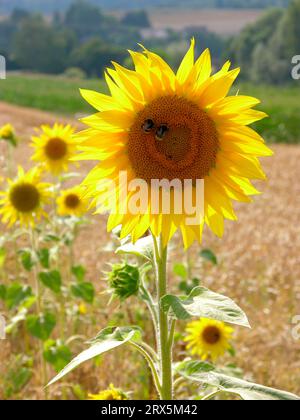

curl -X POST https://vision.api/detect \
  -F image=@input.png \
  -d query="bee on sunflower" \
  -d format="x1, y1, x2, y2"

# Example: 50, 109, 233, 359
75, 38, 272, 248
0, 166, 52, 227
184, 318, 233, 362
31, 123, 77, 176
56, 186, 88, 218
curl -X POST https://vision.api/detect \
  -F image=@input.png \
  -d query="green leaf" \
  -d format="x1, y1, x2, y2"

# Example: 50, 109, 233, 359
39, 271, 62, 294
0, 284, 6, 300
71, 282, 94, 303
176, 360, 300, 401
173, 263, 188, 280
5, 367, 32, 397
43, 234, 61, 243
178, 278, 200, 295
47, 326, 140, 387
116, 236, 153, 261
72, 265, 86, 282
37, 248, 50, 269
5, 283, 33, 310
19, 249, 35, 271
0, 247, 6, 268
161, 286, 250, 328
43, 340, 72, 372
72, 384, 87, 400
200, 249, 218, 265
26, 312, 56, 341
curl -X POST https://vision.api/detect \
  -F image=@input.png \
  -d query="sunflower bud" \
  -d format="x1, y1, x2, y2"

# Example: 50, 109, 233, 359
107, 263, 140, 301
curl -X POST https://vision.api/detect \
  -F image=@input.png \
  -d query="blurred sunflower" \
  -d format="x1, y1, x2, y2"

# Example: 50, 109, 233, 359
0, 123, 17, 146
31, 123, 77, 175
184, 318, 233, 362
76, 39, 272, 248
56, 186, 88, 217
0, 166, 52, 227
88, 384, 128, 400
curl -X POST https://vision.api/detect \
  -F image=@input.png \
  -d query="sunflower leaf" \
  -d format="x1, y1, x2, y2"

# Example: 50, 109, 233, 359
39, 271, 62, 294
47, 326, 141, 387
200, 249, 218, 265
176, 360, 300, 401
116, 236, 153, 261
161, 286, 250, 328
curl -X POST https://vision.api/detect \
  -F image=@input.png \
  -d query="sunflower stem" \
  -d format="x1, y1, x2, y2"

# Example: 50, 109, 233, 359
29, 228, 49, 400
153, 234, 173, 400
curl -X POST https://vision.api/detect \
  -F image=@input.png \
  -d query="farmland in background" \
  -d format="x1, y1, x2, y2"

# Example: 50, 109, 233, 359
111, 8, 264, 35
1, 74, 299, 144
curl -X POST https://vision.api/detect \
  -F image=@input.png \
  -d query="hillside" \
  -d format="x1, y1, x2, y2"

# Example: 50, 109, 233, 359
0, 0, 291, 14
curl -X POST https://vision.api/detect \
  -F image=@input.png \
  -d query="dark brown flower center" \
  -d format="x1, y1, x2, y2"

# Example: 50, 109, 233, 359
202, 326, 221, 345
45, 137, 67, 160
128, 96, 219, 183
10, 183, 40, 213
65, 193, 80, 209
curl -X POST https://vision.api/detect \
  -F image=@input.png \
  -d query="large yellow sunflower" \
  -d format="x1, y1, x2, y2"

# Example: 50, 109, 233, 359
56, 186, 88, 217
76, 39, 272, 248
0, 166, 52, 227
31, 123, 77, 175
184, 318, 233, 362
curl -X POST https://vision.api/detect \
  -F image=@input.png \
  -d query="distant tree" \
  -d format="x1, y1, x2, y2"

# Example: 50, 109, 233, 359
0, 10, 28, 55
282, 0, 300, 58
226, 8, 284, 79
64, 0, 104, 40
53, 11, 63, 27
121, 10, 151, 28
12, 15, 74, 74
10, 9, 29, 23
0, 20, 15, 56
69, 38, 127, 77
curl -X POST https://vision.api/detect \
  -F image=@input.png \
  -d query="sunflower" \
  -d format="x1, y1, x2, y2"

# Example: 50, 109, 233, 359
88, 384, 128, 400
31, 123, 77, 175
56, 186, 88, 217
0, 123, 17, 146
75, 39, 272, 248
184, 318, 233, 362
0, 166, 52, 227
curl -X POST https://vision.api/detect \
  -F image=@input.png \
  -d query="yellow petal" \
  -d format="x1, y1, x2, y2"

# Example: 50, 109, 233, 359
177, 38, 195, 84
80, 89, 121, 112
199, 68, 240, 107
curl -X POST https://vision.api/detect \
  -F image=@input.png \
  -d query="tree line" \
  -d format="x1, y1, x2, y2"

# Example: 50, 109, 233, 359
226, 0, 300, 84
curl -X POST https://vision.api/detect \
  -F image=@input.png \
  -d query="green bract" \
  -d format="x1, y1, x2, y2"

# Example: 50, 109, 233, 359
107, 262, 140, 301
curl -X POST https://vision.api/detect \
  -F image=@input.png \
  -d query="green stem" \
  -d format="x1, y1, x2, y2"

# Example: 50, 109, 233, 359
202, 390, 222, 400
153, 234, 173, 400
130, 341, 162, 397
7, 143, 14, 178
29, 229, 48, 399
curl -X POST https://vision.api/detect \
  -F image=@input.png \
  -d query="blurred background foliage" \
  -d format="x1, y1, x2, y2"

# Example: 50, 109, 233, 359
0, 0, 299, 143
0, 0, 298, 81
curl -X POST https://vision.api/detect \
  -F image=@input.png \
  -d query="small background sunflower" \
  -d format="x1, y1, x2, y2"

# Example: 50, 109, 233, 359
56, 186, 88, 217
184, 318, 233, 362
0, 166, 52, 227
31, 123, 77, 176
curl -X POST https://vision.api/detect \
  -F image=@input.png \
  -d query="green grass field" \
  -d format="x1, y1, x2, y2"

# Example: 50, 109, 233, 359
237, 83, 300, 144
0, 73, 107, 116
1, 74, 299, 143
